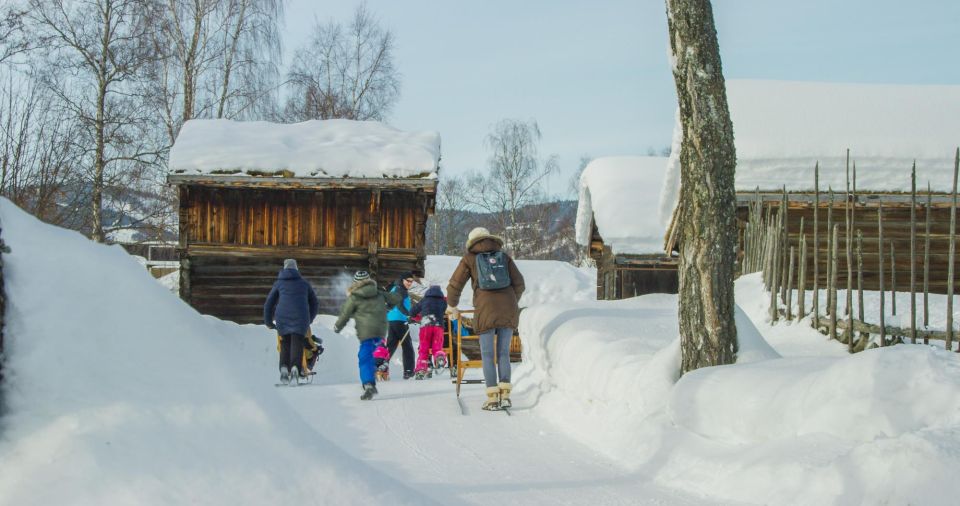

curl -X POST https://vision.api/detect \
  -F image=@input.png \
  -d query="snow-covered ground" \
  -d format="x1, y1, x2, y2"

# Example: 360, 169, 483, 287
2, 197, 960, 505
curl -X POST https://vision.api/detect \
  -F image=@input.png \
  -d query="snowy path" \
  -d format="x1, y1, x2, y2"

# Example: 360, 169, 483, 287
277, 372, 718, 505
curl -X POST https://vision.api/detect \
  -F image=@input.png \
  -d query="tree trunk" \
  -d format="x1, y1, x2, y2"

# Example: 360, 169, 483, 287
666, 0, 738, 374
91, 2, 113, 244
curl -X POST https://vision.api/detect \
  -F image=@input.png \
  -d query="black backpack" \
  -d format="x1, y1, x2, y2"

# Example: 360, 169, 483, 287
475, 251, 511, 290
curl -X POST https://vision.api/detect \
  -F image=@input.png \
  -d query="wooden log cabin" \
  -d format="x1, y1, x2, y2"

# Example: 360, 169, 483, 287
167, 119, 441, 323
575, 156, 678, 300
663, 79, 960, 292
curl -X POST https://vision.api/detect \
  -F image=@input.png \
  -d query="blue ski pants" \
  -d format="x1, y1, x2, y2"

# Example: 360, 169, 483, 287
358, 337, 381, 385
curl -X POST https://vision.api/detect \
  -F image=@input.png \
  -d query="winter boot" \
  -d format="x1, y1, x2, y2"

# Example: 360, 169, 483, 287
434, 352, 447, 369
360, 383, 377, 401
481, 386, 501, 411
279, 366, 290, 385
414, 369, 427, 380
498, 382, 512, 409
290, 366, 301, 386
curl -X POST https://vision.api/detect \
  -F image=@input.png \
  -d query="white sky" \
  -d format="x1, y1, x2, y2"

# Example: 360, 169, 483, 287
281, 0, 960, 198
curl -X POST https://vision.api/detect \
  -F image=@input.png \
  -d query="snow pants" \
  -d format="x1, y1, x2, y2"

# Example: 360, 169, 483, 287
416, 325, 445, 372
358, 337, 381, 385
386, 321, 415, 376
279, 333, 305, 372
479, 327, 513, 388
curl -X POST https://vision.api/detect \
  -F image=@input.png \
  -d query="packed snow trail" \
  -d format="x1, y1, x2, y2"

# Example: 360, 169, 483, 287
274, 364, 722, 506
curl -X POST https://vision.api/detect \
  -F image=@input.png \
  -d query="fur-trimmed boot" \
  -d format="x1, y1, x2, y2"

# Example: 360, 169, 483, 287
498, 382, 512, 409
481, 386, 501, 410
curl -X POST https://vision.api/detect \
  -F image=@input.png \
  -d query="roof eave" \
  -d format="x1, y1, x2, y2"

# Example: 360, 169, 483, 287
167, 174, 438, 191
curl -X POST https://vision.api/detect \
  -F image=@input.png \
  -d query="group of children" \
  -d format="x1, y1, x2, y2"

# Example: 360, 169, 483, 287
333, 270, 449, 400
267, 227, 523, 411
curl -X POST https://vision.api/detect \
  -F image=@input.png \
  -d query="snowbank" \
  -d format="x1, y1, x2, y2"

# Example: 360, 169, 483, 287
0, 199, 435, 505
516, 277, 960, 505
169, 119, 441, 179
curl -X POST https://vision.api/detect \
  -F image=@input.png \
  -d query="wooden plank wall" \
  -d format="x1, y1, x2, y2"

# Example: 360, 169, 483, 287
737, 201, 959, 293
178, 186, 430, 323
187, 254, 420, 324
593, 243, 679, 300
617, 267, 679, 298
182, 187, 419, 249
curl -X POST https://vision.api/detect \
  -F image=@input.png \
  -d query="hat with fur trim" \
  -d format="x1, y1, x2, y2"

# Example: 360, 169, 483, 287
465, 227, 504, 249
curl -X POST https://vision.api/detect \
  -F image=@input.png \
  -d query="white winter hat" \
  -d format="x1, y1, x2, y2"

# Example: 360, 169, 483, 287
283, 258, 298, 270
465, 227, 504, 249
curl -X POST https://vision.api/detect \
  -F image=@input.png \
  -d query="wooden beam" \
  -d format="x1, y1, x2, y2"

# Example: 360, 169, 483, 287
168, 175, 438, 192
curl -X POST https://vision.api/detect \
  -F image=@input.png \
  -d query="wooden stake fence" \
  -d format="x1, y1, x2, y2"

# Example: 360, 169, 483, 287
743, 151, 960, 352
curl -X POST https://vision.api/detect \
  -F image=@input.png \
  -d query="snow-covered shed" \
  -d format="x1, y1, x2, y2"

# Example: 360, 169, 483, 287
575, 156, 677, 300
167, 119, 441, 323
662, 79, 960, 292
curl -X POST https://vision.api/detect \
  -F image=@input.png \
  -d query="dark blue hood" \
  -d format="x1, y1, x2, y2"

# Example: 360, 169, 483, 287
278, 268, 302, 281
424, 285, 444, 298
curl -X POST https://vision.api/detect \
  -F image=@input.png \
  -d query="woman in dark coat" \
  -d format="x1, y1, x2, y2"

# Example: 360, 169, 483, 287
446, 227, 525, 410
264, 258, 319, 384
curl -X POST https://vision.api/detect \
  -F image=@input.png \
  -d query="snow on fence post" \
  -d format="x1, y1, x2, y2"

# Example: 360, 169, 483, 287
948, 147, 958, 351
763, 204, 773, 288
779, 188, 789, 305
745, 188, 763, 274
890, 243, 897, 316
910, 163, 917, 344
878, 205, 886, 347
769, 222, 780, 323
845, 157, 854, 351
786, 246, 795, 320
830, 223, 839, 341
812, 162, 821, 330
856, 229, 865, 348
798, 221, 807, 321
924, 184, 932, 330
826, 189, 835, 328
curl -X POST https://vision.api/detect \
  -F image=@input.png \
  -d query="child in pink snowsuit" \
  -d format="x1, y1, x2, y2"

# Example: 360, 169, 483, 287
409, 285, 448, 375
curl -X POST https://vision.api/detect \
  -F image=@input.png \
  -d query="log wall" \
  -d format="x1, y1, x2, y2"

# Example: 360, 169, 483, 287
181, 186, 421, 249
737, 198, 959, 293
591, 239, 679, 300
178, 185, 432, 323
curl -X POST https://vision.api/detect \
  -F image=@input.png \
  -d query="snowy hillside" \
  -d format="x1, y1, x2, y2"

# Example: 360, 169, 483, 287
2, 197, 960, 505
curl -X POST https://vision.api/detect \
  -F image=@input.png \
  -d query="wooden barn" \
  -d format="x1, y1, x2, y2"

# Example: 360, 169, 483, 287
575, 156, 678, 300
663, 79, 960, 292
167, 119, 441, 323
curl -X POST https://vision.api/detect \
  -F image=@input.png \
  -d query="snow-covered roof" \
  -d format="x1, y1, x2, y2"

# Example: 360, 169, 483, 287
660, 80, 960, 246
575, 156, 670, 255
728, 80, 959, 192
168, 119, 441, 179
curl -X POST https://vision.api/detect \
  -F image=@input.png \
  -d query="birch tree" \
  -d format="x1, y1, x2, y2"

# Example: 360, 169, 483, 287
463, 118, 558, 257
27, 0, 162, 242
284, 3, 399, 121
665, 0, 739, 374
151, 0, 283, 143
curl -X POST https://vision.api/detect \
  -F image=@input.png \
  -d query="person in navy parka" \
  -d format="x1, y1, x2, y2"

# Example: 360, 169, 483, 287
264, 258, 319, 384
